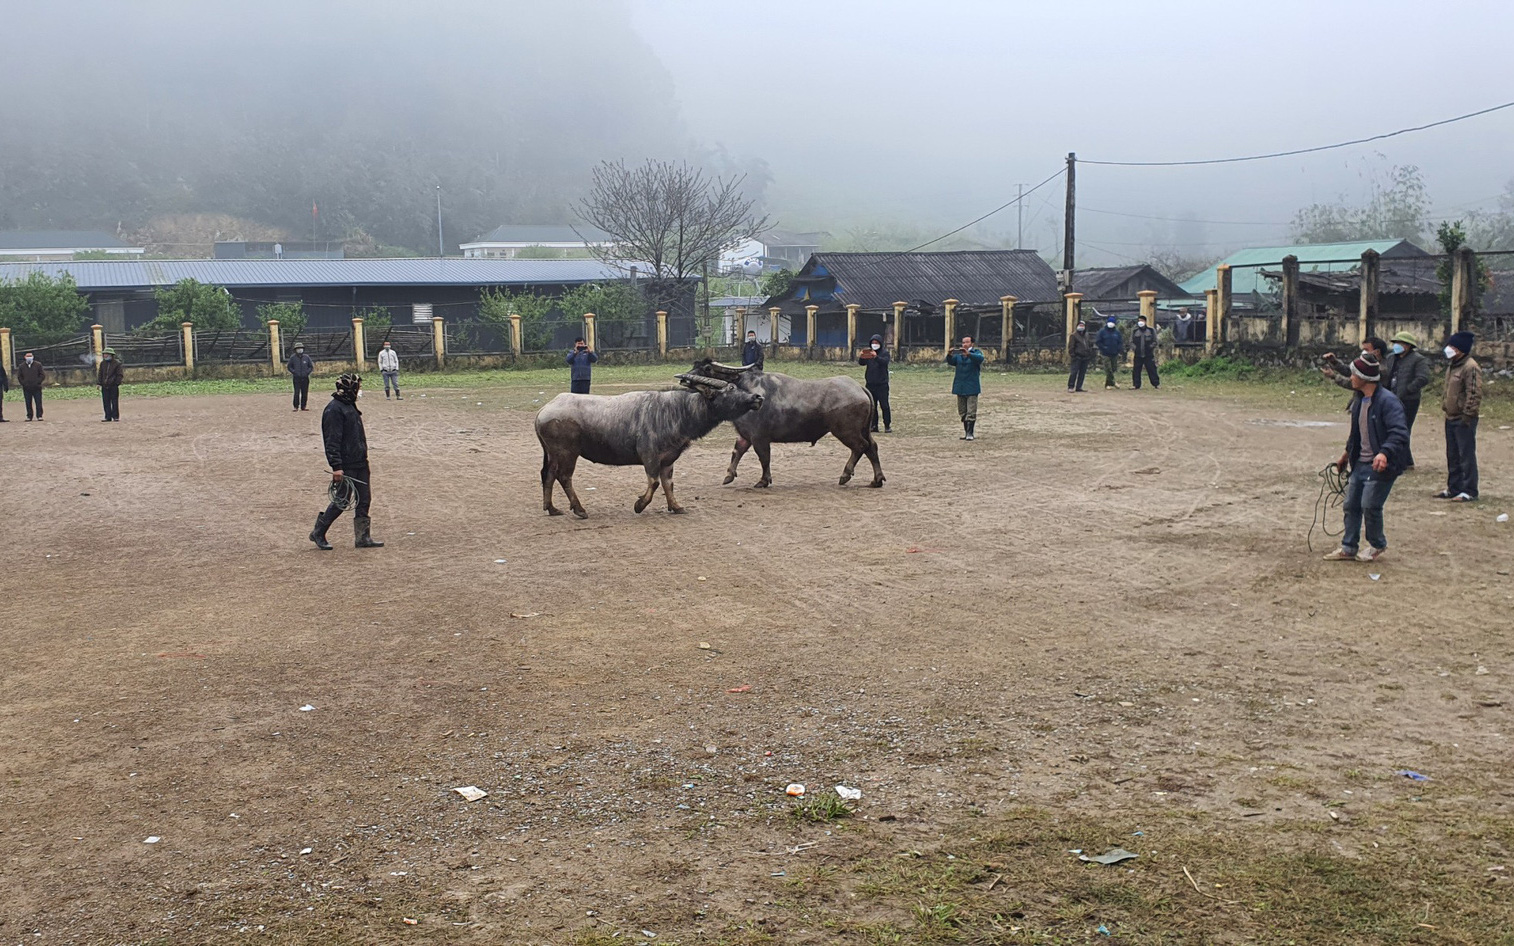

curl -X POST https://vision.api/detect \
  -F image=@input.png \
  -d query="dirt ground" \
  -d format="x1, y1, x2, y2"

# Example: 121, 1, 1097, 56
1, 368, 1510, 945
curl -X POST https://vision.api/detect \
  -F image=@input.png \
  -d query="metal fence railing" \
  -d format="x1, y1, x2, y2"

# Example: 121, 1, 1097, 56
107, 333, 183, 367
366, 326, 434, 361
196, 329, 271, 364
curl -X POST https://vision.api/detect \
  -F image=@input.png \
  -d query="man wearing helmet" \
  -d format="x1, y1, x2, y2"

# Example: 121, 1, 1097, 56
309, 374, 384, 550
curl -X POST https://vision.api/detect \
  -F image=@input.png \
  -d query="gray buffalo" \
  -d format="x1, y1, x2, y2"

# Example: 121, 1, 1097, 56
689, 358, 884, 489
535, 373, 764, 518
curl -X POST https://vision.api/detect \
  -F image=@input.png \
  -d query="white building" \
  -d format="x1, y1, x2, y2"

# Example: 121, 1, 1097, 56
0, 230, 144, 262
460, 224, 613, 259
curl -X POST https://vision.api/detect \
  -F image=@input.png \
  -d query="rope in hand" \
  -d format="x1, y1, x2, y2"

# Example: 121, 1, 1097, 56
1307, 462, 1348, 552
327, 474, 368, 511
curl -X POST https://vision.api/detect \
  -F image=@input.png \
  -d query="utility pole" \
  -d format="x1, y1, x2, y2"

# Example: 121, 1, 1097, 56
1016, 183, 1024, 250
436, 185, 444, 258
1062, 152, 1076, 289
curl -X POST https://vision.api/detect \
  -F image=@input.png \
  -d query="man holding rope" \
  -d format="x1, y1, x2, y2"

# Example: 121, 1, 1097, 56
309, 374, 384, 551
1322, 353, 1408, 563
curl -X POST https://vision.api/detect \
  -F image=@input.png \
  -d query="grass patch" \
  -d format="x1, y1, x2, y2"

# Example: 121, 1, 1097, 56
1164, 355, 1257, 380
790, 792, 855, 823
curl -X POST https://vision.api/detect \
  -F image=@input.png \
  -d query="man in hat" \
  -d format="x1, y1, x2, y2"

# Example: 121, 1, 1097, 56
1129, 314, 1160, 390
858, 332, 891, 432
96, 347, 124, 422
377, 339, 402, 400
309, 374, 383, 550
1323, 353, 1409, 563
1066, 319, 1093, 393
287, 342, 315, 411
1435, 331, 1481, 502
1095, 317, 1123, 389
945, 335, 984, 440
1385, 331, 1430, 469
17, 351, 46, 421
742, 328, 765, 369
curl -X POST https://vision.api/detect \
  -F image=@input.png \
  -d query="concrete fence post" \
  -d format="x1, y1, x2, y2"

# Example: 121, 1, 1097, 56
1450, 245, 1475, 335
1204, 289, 1219, 356
736, 306, 748, 344
351, 316, 366, 371
845, 303, 860, 354
267, 319, 282, 372
1215, 264, 1232, 354
0, 326, 13, 373
181, 322, 195, 372
583, 312, 597, 351
656, 311, 668, 358
1063, 293, 1083, 360
805, 304, 818, 358
999, 295, 1016, 357
1281, 255, 1299, 349
1137, 290, 1157, 327
942, 299, 960, 357
508, 313, 523, 355
91, 323, 104, 363
891, 301, 906, 357
1358, 249, 1379, 346
431, 316, 445, 369
767, 306, 781, 353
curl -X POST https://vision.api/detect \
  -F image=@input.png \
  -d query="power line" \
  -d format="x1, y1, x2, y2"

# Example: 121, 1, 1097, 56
1081, 193, 1511, 227
1082, 100, 1514, 167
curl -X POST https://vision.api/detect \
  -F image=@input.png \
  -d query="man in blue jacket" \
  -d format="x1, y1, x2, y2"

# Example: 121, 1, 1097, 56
566, 337, 598, 394
945, 335, 984, 441
286, 342, 315, 412
742, 329, 765, 369
1095, 318, 1123, 389
1323, 353, 1409, 564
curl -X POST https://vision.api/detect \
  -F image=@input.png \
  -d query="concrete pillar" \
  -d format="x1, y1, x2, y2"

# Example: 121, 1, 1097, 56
91, 323, 104, 362
1204, 290, 1219, 356
845, 303, 860, 353
891, 301, 906, 358
942, 298, 959, 357
736, 306, 748, 344
805, 304, 818, 357
1281, 255, 1299, 350
583, 312, 597, 351
656, 311, 669, 358
181, 322, 195, 371
508, 313, 523, 355
431, 316, 445, 368
768, 306, 781, 356
351, 316, 366, 371
1215, 264, 1232, 354
267, 319, 282, 371
1358, 249, 1379, 346
1450, 246, 1475, 335
1137, 290, 1157, 325
0, 326, 13, 373
1000, 295, 1016, 354
1063, 293, 1083, 357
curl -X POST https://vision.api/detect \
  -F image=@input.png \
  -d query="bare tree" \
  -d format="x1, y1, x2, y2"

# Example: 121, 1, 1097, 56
578, 159, 769, 298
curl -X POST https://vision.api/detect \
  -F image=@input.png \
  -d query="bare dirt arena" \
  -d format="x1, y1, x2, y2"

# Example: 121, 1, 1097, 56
2, 369, 1510, 944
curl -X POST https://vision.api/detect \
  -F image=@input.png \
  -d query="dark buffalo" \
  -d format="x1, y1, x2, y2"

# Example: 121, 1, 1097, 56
535, 373, 764, 518
689, 358, 885, 489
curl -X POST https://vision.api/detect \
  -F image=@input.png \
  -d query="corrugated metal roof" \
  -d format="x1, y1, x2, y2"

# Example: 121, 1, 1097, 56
773, 250, 1059, 311
0, 257, 634, 291
463, 224, 613, 245
1179, 240, 1428, 296
1072, 265, 1189, 300
0, 229, 134, 250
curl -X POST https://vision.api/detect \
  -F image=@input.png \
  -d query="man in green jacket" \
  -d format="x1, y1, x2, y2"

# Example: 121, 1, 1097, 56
945, 335, 984, 441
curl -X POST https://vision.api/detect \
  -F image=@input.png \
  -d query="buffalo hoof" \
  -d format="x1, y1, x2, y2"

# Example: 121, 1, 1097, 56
634, 498, 650, 514
669, 506, 688, 515
721, 474, 736, 485
868, 478, 885, 488
572, 508, 589, 520
839, 473, 853, 486
753, 479, 771, 489
546, 507, 564, 517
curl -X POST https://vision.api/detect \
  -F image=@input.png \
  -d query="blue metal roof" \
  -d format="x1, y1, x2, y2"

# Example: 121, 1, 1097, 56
0, 257, 634, 291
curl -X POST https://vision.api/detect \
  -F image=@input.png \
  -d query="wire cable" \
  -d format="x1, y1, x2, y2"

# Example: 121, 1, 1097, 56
327, 474, 367, 511
1083, 100, 1514, 167
1307, 462, 1349, 553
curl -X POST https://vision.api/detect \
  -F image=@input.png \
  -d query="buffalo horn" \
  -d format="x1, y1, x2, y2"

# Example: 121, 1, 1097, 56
675, 373, 728, 390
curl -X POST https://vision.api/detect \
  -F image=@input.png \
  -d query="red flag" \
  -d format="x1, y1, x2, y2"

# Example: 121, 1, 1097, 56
312, 201, 318, 218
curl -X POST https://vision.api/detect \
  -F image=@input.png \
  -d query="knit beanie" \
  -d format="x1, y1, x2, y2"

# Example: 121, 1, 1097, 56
1447, 331, 1475, 355
1350, 353, 1381, 382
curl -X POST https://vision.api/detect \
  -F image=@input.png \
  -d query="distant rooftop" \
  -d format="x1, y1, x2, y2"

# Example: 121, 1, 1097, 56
0, 230, 140, 253
1179, 239, 1428, 297
463, 224, 614, 246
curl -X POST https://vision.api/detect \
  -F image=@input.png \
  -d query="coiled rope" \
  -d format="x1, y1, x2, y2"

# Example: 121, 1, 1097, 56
1307, 463, 1349, 552
327, 475, 368, 511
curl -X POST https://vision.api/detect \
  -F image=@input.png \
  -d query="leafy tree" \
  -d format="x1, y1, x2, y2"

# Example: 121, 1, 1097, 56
359, 305, 392, 335
0, 271, 90, 345
557, 281, 649, 347
258, 301, 307, 338
760, 268, 795, 298
479, 287, 559, 351
1435, 221, 1491, 316
1290, 163, 1430, 245
139, 278, 242, 335
1146, 249, 1217, 284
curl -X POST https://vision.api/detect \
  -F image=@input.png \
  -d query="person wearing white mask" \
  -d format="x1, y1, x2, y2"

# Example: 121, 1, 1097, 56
17, 351, 47, 421
377, 340, 402, 400
1434, 331, 1481, 502
1385, 332, 1430, 470
858, 333, 892, 432
1129, 315, 1160, 390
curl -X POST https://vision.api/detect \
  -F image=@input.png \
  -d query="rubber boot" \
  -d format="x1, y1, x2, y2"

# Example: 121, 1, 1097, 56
355, 516, 384, 548
309, 510, 335, 550
960, 420, 969, 440
965, 421, 976, 441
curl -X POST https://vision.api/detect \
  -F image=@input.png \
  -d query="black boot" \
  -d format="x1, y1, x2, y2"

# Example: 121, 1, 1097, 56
965, 421, 976, 441
355, 516, 384, 548
309, 510, 335, 550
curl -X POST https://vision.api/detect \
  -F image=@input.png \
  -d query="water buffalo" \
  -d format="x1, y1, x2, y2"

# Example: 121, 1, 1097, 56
689, 358, 885, 489
535, 373, 764, 518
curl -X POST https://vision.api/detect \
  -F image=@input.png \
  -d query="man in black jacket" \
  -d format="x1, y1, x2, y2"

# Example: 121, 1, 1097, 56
18, 351, 46, 420
309, 374, 383, 550
1385, 331, 1430, 469
1129, 316, 1160, 390
742, 329, 765, 369
287, 342, 315, 412
0, 360, 8, 422
1323, 354, 1409, 564
858, 333, 891, 432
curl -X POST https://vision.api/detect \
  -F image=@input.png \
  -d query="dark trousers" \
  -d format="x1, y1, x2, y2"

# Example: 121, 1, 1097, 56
23, 385, 42, 419
1445, 418, 1479, 499
101, 385, 120, 420
1132, 355, 1160, 389
1342, 465, 1395, 552
1401, 398, 1420, 467
292, 375, 310, 409
570, 379, 591, 394
323, 463, 372, 522
1067, 357, 1089, 391
867, 383, 891, 430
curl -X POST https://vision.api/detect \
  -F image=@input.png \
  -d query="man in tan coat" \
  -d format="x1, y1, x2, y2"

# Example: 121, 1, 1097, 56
1434, 331, 1481, 502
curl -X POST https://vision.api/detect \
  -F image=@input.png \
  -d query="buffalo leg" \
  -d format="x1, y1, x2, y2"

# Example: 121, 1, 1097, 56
840, 445, 862, 486
864, 438, 885, 487
753, 441, 773, 488
554, 455, 588, 519
659, 465, 686, 514
541, 452, 562, 516
633, 467, 660, 514
722, 437, 751, 485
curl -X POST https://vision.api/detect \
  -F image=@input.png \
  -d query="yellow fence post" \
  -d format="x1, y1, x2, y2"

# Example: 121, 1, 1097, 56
736, 306, 748, 344
508, 313, 523, 355
656, 311, 668, 358
768, 306, 782, 358
1204, 289, 1219, 356
267, 319, 282, 373
1137, 290, 1157, 326
1215, 264, 1232, 354
181, 322, 195, 372
91, 323, 104, 363
351, 316, 366, 371
1358, 250, 1379, 346
1063, 293, 1083, 361
845, 303, 860, 354
1450, 246, 1475, 335
1000, 295, 1016, 357
0, 327, 13, 374
583, 312, 597, 351
891, 301, 906, 359
942, 299, 959, 357
805, 304, 818, 358
432, 316, 445, 369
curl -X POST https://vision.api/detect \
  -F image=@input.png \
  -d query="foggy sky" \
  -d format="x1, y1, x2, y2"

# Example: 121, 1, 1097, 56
632, 0, 1514, 264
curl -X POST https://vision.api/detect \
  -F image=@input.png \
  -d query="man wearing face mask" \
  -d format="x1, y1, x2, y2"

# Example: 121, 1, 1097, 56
1067, 319, 1093, 393
1385, 332, 1430, 469
742, 329, 765, 369
1129, 315, 1160, 390
945, 335, 984, 440
1434, 331, 1481, 502
18, 351, 46, 421
97, 347, 124, 422
1095, 317, 1123, 389
310, 374, 383, 550
858, 333, 891, 432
